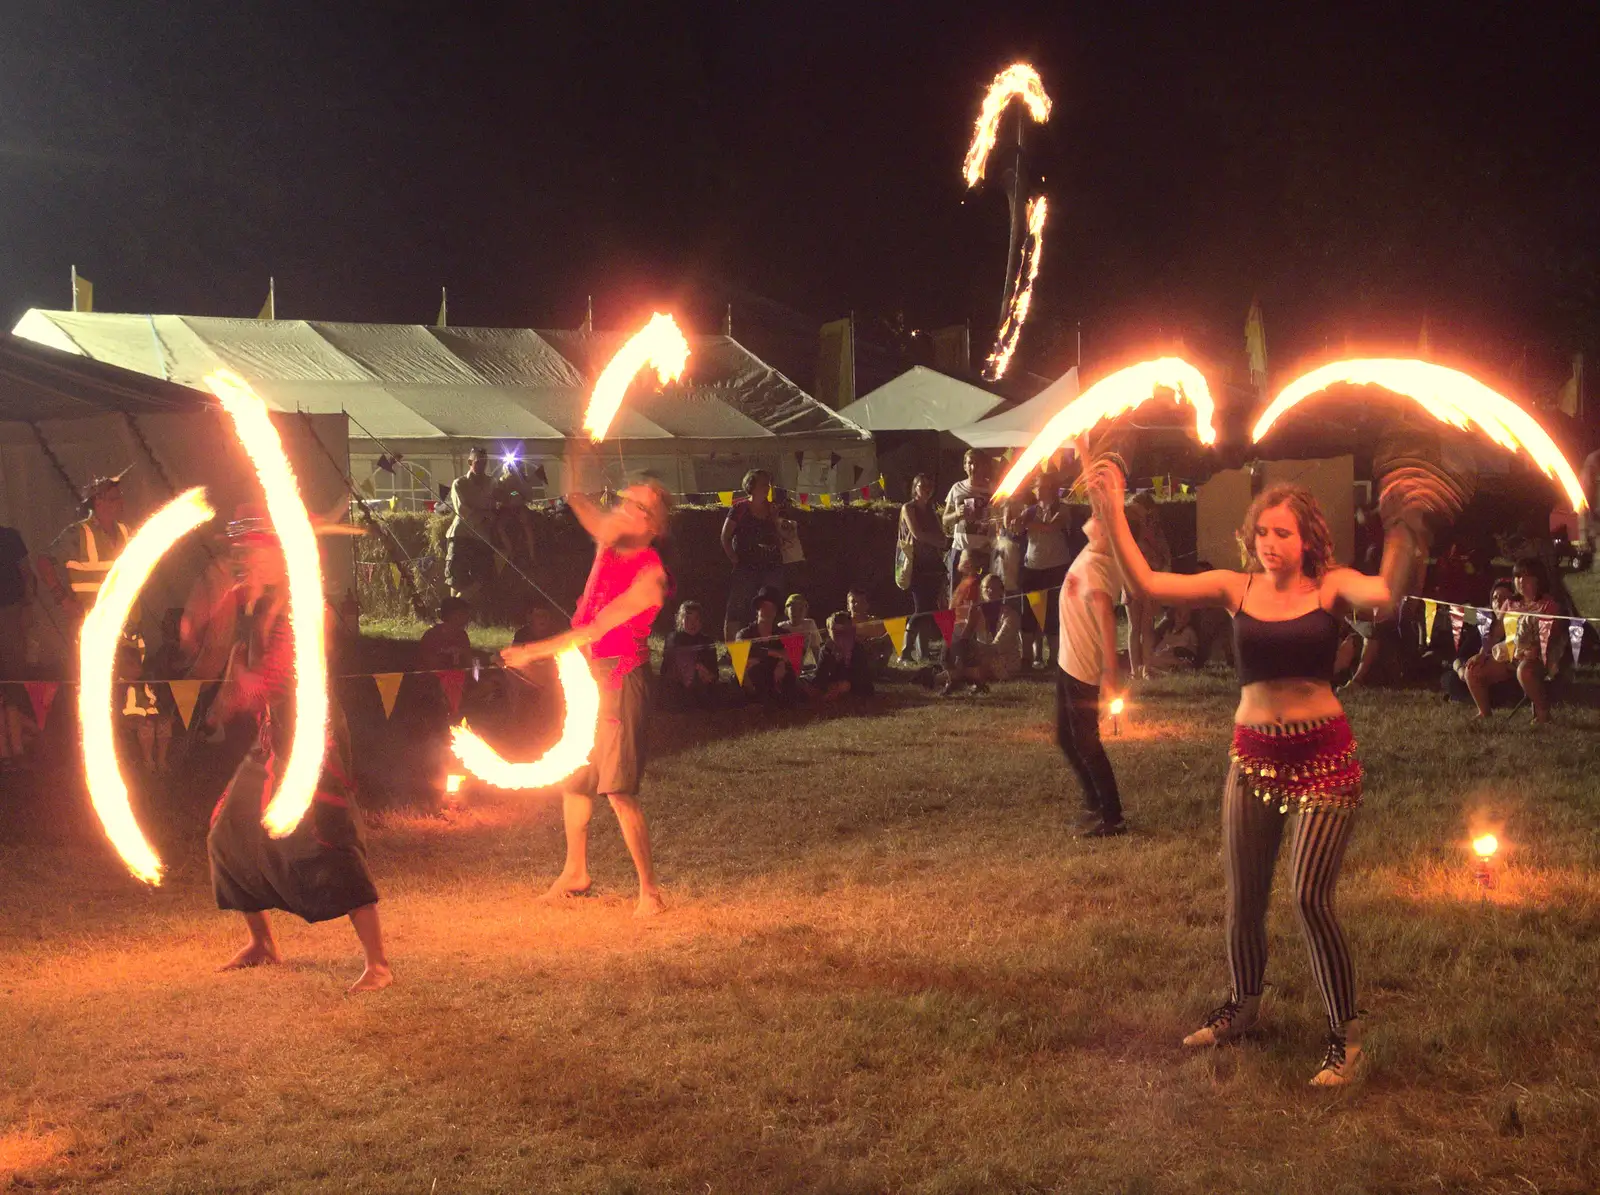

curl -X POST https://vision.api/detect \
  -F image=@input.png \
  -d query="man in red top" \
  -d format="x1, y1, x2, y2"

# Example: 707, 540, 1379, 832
502, 481, 671, 916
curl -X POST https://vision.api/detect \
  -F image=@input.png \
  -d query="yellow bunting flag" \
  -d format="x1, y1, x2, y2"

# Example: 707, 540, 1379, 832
374, 673, 402, 718
1503, 612, 1519, 645
718, 491, 735, 507
1027, 589, 1048, 630
168, 680, 202, 729
1423, 600, 1437, 644
389, 563, 402, 588
726, 639, 751, 685
819, 493, 834, 508
883, 616, 907, 657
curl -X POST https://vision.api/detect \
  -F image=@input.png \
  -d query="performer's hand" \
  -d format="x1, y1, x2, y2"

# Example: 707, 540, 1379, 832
1084, 459, 1124, 514
501, 632, 579, 668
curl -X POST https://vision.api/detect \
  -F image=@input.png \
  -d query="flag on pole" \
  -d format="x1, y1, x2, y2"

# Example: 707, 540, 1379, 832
71, 266, 94, 313
816, 316, 856, 409
581, 295, 593, 333
436, 287, 448, 328
257, 277, 276, 320
1556, 353, 1583, 418
1245, 299, 1268, 395
1417, 314, 1432, 359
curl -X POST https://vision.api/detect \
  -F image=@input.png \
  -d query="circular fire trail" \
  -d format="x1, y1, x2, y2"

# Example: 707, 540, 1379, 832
451, 648, 602, 789
992, 357, 1218, 500
80, 487, 215, 884
204, 369, 330, 837
1253, 359, 1587, 512
582, 312, 691, 443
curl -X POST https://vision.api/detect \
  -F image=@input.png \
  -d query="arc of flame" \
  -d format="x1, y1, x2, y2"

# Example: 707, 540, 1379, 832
80, 487, 215, 884
963, 63, 1053, 188
1253, 359, 1587, 512
582, 313, 691, 443
992, 358, 1219, 500
1472, 834, 1499, 859
451, 648, 601, 789
985, 196, 1047, 381
204, 369, 330, 837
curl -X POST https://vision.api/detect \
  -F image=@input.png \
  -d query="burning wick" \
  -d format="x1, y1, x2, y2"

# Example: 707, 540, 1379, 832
1472, 834, 1499, 892
1108, 695, 1125, 736
445, 774, 464, 796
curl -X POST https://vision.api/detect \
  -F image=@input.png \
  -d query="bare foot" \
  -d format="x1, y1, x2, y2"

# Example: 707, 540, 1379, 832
220, 940, 281, 971
541, 873, 592, 900
347, 963, 394, 994
634, 888, 667, 918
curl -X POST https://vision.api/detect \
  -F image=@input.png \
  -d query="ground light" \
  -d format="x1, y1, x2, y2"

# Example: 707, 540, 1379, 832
1472, 833, 1499, 893
1108, 695, 1125, 736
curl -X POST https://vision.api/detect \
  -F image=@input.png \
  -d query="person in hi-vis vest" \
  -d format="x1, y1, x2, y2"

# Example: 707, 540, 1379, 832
38, 471, 161, 752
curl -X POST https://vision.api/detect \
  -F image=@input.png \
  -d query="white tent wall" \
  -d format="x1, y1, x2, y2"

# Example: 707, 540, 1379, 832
0, 409, 351, 670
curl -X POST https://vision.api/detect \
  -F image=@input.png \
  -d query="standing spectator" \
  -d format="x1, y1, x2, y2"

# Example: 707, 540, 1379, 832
898, 473, 949, 663
813, 611, 875, 699
941, 450, 995, 593
779, 593, 824, 663
1056, 512, 1127, 837
736, 586, 798, 703
720, 469, 785, 639
660, 601, 720, 708
446, 447, 499, 602
1018, 474, 1074, 670
1125, 494, 1172, 680
0, 523, 34, 772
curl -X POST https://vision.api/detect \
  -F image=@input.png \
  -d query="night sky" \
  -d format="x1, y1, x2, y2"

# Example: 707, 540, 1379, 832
3, 1, 1597, 395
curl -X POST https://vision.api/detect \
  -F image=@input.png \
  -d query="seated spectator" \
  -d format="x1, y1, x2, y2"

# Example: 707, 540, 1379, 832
846, 589, 893, 675
940, 570, 1018, 694
778, 593, 824, 665
1146, 605, 1200, 673
813, 611, 876, 699
419, 596, 474, 671
1463, 557, 1563, 722
736, 586, 799, 704
660, 600, 721, 708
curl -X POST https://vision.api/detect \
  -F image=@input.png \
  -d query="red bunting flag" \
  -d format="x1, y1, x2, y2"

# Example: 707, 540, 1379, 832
859, 485, 871, 500
781, 634, 806, 674
1538, 617, 1552, 663
1449, 606, 1464, 651
438, 670, 466, 719
24, 681, 58, 730
932, 609, 957, 646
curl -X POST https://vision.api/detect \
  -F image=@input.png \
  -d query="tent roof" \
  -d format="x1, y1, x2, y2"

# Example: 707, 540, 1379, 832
834, 366, 1011, 431
0, 331, 219, 419
12, 311, 870, 445
951, 367, 1080, 448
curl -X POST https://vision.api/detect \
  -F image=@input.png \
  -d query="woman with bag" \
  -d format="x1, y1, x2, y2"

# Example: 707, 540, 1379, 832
720, 469, 786, 640
897, 473, 948, 663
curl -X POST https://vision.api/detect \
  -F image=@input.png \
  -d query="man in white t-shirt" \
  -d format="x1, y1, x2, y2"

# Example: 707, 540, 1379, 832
941, 449, 995, 593
1056, 513, 1127, 836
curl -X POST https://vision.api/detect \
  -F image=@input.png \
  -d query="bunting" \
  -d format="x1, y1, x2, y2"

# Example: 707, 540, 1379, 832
24, 681, 58, 730
1449, 605, 1464, 650
1538, 617, 1553, 663
883, 616, 907, 657
438, 670, 466, 718
1026, 590, 1049, 631
781, 634, 806, 674
168, 680, 202, 729
1571, 621, 1586, 665
726, 639, 751, 685
374, 673, 402, 718
932, 609, 957, 646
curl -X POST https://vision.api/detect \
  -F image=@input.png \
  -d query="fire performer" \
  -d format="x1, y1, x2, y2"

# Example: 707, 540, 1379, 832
1085, 452, 1459, 1086
501, 482, 671, 916
203, 506, 391, 992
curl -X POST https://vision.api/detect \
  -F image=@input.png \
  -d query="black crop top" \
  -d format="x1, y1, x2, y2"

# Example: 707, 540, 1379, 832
1232, 576, 1342, 685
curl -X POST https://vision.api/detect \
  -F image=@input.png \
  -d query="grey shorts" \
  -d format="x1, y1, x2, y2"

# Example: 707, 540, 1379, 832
573, 660, 650, 797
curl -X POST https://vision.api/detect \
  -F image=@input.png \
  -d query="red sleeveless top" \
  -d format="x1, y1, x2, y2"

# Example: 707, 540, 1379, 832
573, 545, 666, 683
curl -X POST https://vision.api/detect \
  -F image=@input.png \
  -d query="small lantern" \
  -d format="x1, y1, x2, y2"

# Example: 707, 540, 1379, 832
1472, 833, 1498, 892
1108, 696, 1125, 736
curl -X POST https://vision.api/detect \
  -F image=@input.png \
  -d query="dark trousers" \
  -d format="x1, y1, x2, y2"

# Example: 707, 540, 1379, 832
1055, 669, 1122, 824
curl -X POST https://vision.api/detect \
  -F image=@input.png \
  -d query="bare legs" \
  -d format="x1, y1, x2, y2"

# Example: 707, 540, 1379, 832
545, 790, 664, 916
1465, 655, 1551, 723
220, 905, 392, 994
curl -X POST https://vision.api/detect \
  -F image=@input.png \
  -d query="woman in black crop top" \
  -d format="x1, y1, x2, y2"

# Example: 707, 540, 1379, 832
1087, 465, 1438, 1087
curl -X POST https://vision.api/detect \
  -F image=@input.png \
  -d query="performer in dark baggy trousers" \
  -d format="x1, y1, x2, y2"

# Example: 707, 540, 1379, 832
203, 509, 391, 993
1054, 512, 1126, 836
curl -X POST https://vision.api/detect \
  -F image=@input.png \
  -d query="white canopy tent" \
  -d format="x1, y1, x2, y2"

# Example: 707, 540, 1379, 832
835, 366, 1010, 431
950, 367, 1079, 449
12, 312, 876, 506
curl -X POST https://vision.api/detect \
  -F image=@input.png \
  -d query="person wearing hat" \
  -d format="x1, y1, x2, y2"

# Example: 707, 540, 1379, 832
734, 584, 798, 703
501, 481, 673, 917
445, 447, 499, 602
202, 505, 392, 993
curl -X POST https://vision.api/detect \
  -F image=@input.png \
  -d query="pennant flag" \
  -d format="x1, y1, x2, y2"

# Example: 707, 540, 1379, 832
718, 491, 735, 507
436, 286, 448, 328
726, 639, 751, 685
1503, 612, 1519, 647
390, 563, 402, 588
1570, 620, 1585, 665
883, 616, 907, 657
1476, 609, 1493, 640
819, 493, 834, 509
781, 634, 805, 674
877, 474, 886, 491
1026, 589, 1049, 631
1423, 599, 1438, 645
1538, 616, 1552, 663
23, 681, 58, 730
798, 493, 810, 508
438, 670, 466, 718
71, 265, 93, 313
859, 485, 871, 500
932, 609, 957, 646
168, 680, 202, 729
374, 673, 402, 719
1449, 606, 1464, 650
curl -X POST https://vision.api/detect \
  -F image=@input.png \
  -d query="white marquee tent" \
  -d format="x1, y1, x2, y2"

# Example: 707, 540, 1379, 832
950, 367, 1079, 449
12, 312, 875, 507
835, 366, 1010, 431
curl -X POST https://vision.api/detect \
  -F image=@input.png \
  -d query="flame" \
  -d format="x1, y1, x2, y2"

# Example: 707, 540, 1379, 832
80, 488, 215, 884
992, 358, 1219, 500
582, 313, 690, 443
1108, 697, 1125, 716
451, 648, 601, 789
445, 774, 465, 795
204, 369, 329, 838
963, 63, 1053, 188
1472, 833, 1499, 859
984, 195, 1048, 381
1253, 359, 1587, 512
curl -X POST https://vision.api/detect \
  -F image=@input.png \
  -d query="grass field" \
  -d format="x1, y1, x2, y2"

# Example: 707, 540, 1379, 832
2, 667, 1598, 1193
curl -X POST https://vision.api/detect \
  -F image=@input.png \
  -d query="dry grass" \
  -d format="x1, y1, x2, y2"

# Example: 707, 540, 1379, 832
2, 670, 1599, 1193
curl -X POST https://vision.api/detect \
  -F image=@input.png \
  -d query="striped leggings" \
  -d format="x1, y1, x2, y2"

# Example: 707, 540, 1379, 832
1222, 762, 1359, 1030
